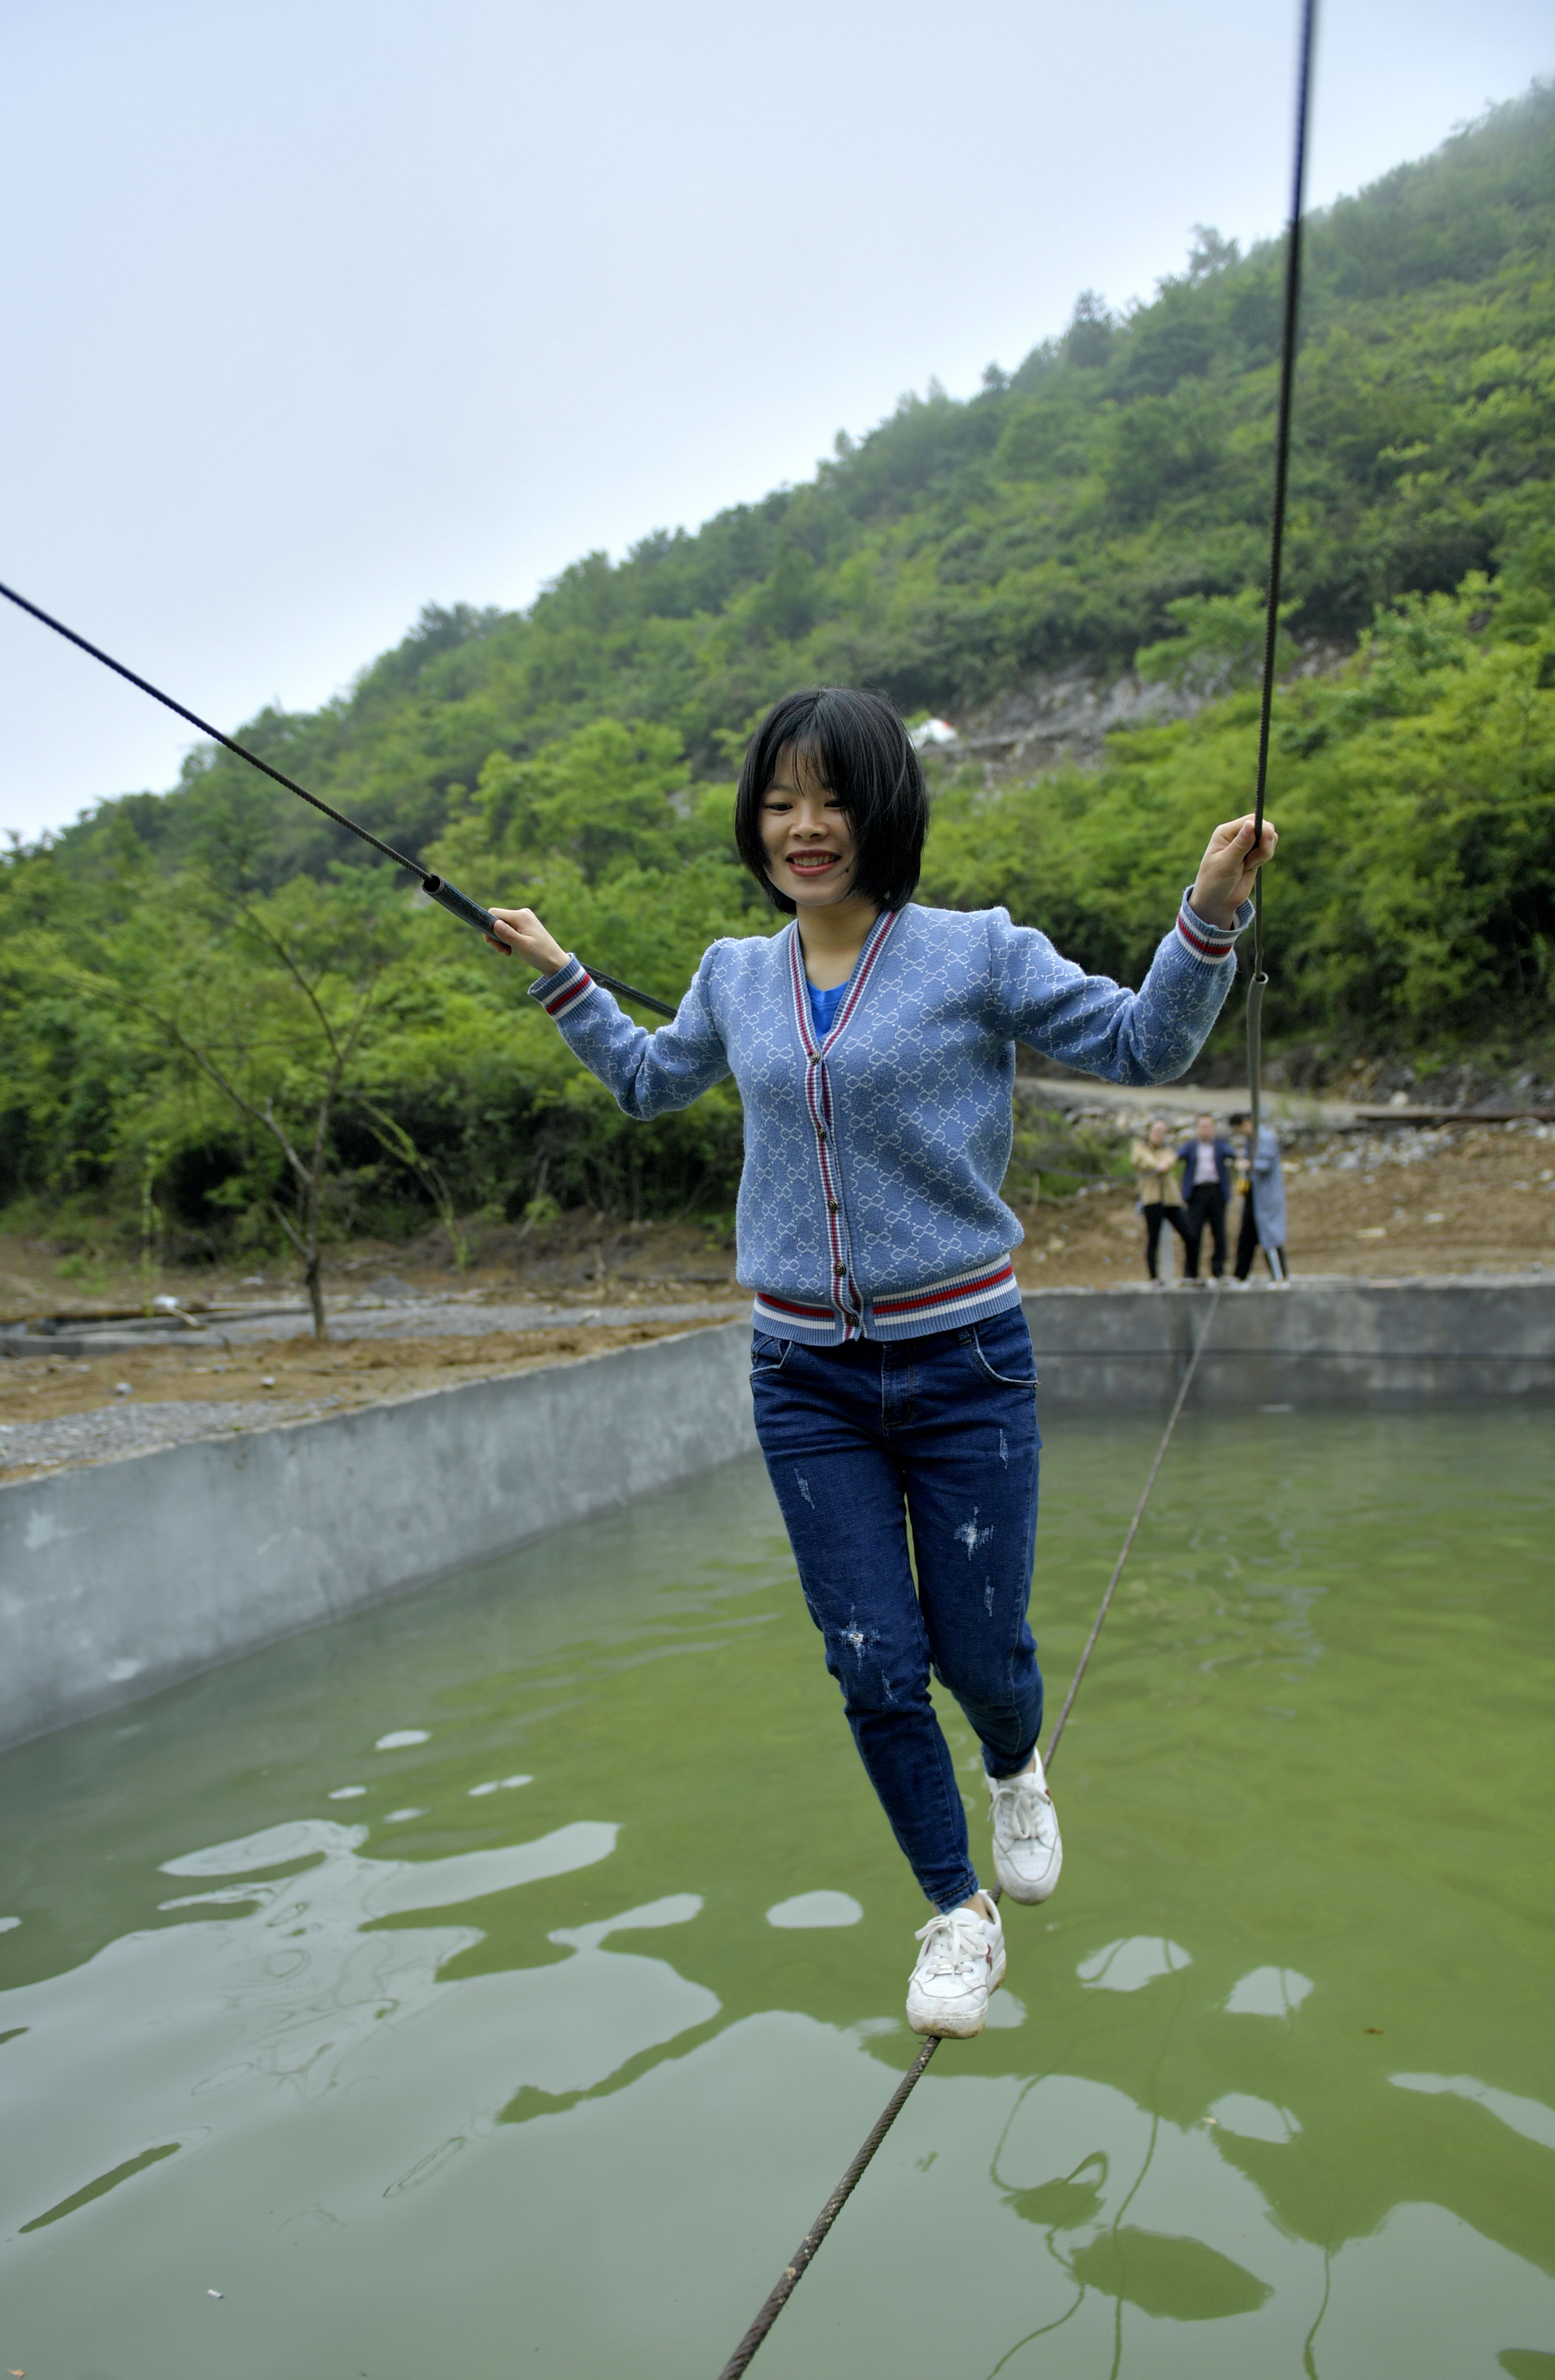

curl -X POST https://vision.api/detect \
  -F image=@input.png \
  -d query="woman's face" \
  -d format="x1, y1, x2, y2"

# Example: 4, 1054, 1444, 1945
1148, 1121, 1167, 1146
759, 745, 862, 912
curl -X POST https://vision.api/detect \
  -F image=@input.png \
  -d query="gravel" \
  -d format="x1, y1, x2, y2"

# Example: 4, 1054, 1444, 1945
0, 1395, 337, 1474
220, 1295, 745, 1348
1, 1296, 745, 1361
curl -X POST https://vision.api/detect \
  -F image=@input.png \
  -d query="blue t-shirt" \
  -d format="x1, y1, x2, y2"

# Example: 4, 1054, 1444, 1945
806, 979, 846, 1042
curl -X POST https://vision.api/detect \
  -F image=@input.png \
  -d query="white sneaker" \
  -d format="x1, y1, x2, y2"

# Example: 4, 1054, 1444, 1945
906, 1902, 1006, 2038
989, 1749, 1063, 1904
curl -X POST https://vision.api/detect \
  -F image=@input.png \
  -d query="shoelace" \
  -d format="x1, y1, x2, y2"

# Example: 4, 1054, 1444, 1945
992, 1773, 1052, 1842
912, 1911, 986, 1978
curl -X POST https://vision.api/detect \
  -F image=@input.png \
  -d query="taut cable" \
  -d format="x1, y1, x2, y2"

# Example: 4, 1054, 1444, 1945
1247, 0, 1317, 1156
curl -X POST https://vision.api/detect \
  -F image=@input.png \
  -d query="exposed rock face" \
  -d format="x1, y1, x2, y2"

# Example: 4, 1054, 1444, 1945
948, 669, 1206, 778
937, 645, 1345, 782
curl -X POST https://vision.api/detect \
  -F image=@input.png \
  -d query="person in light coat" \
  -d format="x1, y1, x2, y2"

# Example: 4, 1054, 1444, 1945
1229, 1113, 1289, 1283
1130, 1119, 1191, 1283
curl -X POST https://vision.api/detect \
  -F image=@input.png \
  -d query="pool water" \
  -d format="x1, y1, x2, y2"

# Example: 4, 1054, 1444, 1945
1, 1406, 1552, 2380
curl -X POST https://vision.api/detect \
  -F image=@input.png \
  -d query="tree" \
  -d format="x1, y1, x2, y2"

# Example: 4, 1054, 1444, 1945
119, 871, 415, 1336
1063, 289, 1114, 370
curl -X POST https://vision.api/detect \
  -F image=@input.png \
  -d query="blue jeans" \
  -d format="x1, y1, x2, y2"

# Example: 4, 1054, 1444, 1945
750, 1309, 1044, 1912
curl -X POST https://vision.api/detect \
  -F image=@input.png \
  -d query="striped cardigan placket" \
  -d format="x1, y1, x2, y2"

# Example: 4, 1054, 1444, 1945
786, 910, 899, 1342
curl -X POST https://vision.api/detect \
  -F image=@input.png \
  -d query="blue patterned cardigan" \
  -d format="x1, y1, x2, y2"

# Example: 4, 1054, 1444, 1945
529, 893, 1248, 1343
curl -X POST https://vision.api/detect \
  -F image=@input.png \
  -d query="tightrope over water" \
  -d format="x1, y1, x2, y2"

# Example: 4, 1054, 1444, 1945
713, 17, 1315, 2351
714, 1286, 1225, 2380
712, 20, 1312, 2320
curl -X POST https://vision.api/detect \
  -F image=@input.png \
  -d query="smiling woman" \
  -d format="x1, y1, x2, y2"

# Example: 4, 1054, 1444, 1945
736, 688, 928, 940
487, 682, 1275, 2038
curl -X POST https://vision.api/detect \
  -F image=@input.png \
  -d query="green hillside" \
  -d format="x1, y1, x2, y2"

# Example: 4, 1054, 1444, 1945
2, 87, 1552, 1260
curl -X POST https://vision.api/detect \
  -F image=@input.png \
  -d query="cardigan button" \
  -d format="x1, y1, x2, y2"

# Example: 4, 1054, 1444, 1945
827, 1200, 839, 1214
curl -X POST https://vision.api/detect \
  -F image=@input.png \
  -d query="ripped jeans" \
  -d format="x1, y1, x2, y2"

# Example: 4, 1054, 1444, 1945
750, 1309, 1043, 1912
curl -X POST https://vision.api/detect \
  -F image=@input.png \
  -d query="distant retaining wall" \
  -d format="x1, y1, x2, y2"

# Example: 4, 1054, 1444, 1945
1, 1279, 1550, 1753
1021, 1277, 1555, 1409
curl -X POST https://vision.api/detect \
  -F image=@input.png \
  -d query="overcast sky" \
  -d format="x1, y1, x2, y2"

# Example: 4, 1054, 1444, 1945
2, 0, 1550, 843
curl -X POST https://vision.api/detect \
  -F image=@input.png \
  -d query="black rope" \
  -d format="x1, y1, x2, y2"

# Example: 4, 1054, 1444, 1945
0, 577, 678, 1018
1247, 0, 1317, 1155
0, 577, 426, 873
588, 970, 676, 1019
715, 1287, 1224, 2380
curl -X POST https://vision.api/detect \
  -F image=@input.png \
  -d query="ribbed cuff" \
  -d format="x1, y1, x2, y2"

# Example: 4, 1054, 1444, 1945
527, 953, 597, 1022
1175, 887, 1252, 964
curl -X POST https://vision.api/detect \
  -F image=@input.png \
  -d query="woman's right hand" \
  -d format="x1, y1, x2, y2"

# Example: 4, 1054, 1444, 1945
487, 907, 569, 974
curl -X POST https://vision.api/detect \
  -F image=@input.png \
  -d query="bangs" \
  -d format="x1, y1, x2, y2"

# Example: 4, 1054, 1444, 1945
734, 687, 929, 916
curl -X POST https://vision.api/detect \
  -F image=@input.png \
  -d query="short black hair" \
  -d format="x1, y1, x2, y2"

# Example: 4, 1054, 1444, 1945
734, 687, 929, 915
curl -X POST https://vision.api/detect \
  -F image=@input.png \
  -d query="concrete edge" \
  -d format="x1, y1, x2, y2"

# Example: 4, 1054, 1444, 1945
0, 1319, 757, 1754
3, 1278, 1551, 1754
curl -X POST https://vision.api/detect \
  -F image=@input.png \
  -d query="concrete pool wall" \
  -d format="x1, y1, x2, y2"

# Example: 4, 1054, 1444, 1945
1023, 1273, 1555, 1407
1, 1278, 1551, 1753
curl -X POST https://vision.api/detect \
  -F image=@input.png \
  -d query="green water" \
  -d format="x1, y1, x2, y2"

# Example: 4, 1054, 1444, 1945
2, 1408, 1552, 2380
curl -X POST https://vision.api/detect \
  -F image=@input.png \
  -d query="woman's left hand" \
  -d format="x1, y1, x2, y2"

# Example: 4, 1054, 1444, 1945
1189, 815, 1278, 929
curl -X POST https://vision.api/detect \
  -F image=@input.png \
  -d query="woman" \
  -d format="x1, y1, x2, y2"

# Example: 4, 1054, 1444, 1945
489, 687, 1274, 2038
1229, 1111, 1290, 1284
1130, 1118, 1191, 1284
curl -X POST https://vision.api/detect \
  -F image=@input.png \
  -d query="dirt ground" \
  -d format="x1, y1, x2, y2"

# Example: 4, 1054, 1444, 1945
0, 1316, 712, 1436
0, 1212, 739, 1327
1010, 1118, 1555, 1289
2, 1118, 1551, 1447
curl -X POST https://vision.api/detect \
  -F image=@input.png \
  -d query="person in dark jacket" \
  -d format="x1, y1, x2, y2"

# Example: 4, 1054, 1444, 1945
1177, 1113, 1234, 1280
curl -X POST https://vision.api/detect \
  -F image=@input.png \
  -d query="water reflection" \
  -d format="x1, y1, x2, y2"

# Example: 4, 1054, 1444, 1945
1224, 1963, 1314, 2016
3, 1812, 719, 2249
1076, 1935, 1192, 1992
982, 2055, 1555, 2377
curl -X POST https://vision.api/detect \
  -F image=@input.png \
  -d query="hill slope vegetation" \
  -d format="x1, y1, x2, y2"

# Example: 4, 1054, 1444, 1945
2, 89, 1552, 1259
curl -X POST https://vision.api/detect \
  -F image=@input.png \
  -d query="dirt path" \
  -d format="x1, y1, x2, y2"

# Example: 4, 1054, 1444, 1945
0, 1317, 722, 1479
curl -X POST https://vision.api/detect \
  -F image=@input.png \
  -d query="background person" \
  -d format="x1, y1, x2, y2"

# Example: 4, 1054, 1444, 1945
489, 686, 1273, 2041
1177, 1112, 1234, 1280
1229, 1110, 1290, 1283
1130, 1119, 1190, 1284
